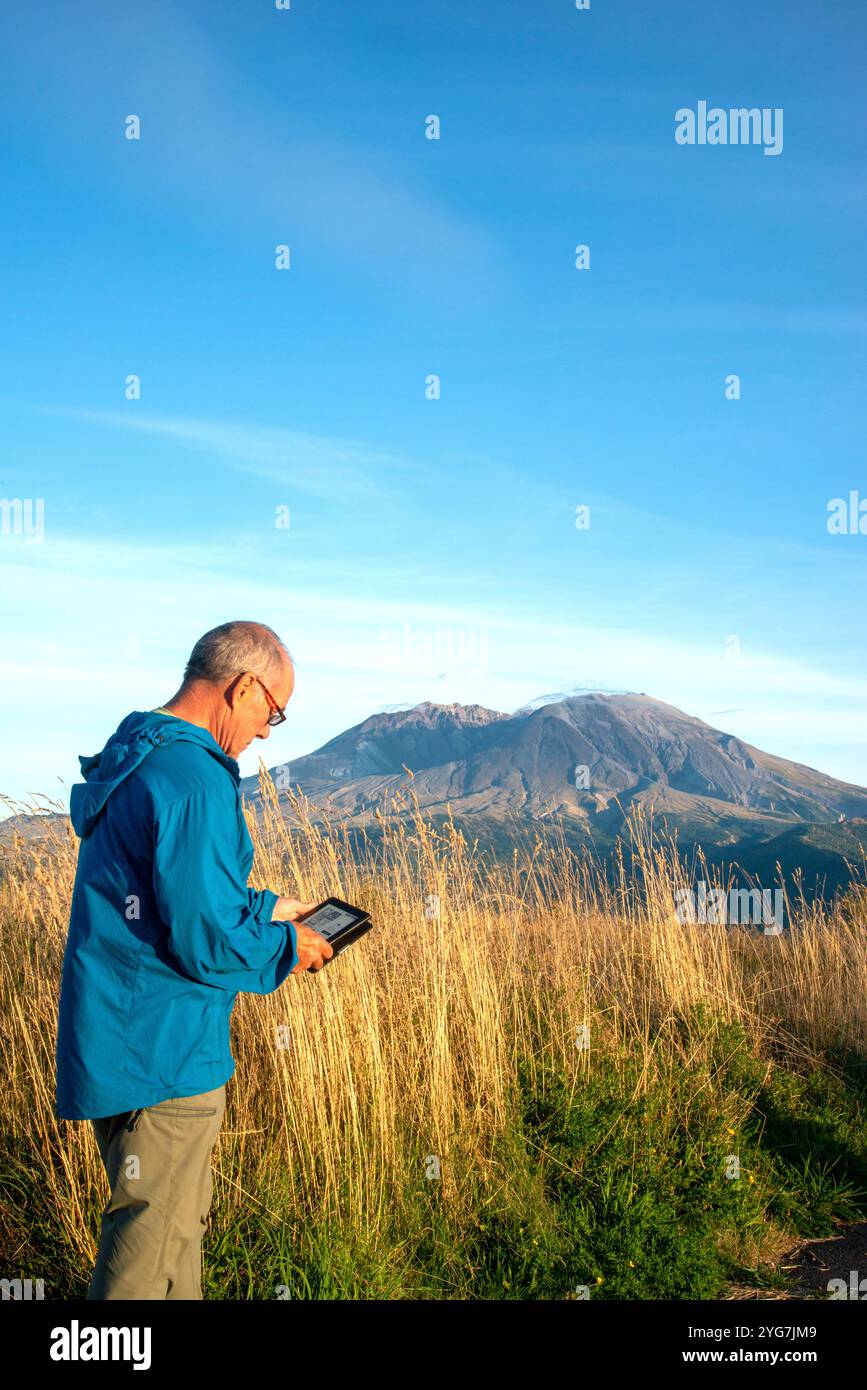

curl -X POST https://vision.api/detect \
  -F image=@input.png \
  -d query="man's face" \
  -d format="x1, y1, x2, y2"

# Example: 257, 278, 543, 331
226, 658, 295, 758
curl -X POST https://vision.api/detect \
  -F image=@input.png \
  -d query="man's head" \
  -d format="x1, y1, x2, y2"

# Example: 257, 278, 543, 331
177, 621, 295, 758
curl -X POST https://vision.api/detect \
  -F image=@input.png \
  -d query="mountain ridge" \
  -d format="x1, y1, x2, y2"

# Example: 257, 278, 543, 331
245, 692, 867, 827
240, 691, 866, 895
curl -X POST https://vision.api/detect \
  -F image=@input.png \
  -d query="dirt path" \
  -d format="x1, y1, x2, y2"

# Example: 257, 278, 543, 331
726, 1221, 867, 1300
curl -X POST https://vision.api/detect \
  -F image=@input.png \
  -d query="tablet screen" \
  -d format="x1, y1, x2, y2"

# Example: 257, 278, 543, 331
302, 904, 360, 939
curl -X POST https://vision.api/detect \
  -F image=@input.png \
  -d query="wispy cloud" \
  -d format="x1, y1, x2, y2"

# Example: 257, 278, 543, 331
37, 404, 421, 500
1, 2, 497, 303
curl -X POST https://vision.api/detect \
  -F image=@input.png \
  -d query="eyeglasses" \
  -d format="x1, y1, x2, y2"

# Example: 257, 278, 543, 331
247, 673, 287, 726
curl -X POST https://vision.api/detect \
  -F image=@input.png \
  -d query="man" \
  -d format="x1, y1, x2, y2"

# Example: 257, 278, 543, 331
55, 620, 332, 1299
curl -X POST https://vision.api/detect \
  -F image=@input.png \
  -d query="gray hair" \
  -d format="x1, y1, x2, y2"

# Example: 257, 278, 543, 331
183, 621, 292, 687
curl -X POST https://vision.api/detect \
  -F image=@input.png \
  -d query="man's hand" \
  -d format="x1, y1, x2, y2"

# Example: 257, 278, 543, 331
290, 922, 334, 973
272, 896, 317, 922
271, 897, 334, 973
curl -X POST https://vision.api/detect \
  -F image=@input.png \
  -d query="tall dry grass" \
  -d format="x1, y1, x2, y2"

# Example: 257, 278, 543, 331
1, 776, 865, 1292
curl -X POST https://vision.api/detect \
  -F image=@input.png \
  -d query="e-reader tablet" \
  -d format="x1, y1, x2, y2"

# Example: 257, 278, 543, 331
295, 897, 373, 971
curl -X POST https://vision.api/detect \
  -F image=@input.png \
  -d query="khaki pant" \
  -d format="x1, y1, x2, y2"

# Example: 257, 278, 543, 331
87, 1085, 226, 1300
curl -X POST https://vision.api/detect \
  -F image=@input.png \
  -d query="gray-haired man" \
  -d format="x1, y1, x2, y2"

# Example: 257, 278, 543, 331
56, 620, 332, 1298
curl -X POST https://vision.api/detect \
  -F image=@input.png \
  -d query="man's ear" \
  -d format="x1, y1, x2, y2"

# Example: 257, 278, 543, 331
227, 672, 256, 708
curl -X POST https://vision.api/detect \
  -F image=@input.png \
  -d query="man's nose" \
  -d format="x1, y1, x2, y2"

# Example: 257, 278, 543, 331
256, 726, 271, 740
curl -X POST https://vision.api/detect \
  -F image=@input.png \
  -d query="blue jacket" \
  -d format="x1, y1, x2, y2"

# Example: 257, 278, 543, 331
55, 709, 298, 1120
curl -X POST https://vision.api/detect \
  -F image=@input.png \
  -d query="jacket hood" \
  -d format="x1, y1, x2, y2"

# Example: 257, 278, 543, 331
70, 710, 238, 838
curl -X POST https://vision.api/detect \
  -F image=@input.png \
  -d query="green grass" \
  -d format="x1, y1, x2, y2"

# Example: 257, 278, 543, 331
8, 1005, 866, 1300
192, 1014, 867, 1299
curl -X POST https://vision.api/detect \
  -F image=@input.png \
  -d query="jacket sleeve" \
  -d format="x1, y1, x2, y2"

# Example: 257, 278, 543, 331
248, 886, 280, 924
152, 786, 298, 992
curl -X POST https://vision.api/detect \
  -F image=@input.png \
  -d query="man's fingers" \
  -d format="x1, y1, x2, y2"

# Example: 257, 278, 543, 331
289, 924, 334, 973
273, 896, 322, 922
291, 953, 329, 974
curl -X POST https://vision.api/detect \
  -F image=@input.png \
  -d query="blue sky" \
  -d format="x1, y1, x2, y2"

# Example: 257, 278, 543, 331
1, 0, 866, 809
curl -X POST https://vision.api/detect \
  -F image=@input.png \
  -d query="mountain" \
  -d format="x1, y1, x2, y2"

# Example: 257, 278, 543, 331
243, 693, 867, 892
246, 692, 867, 824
